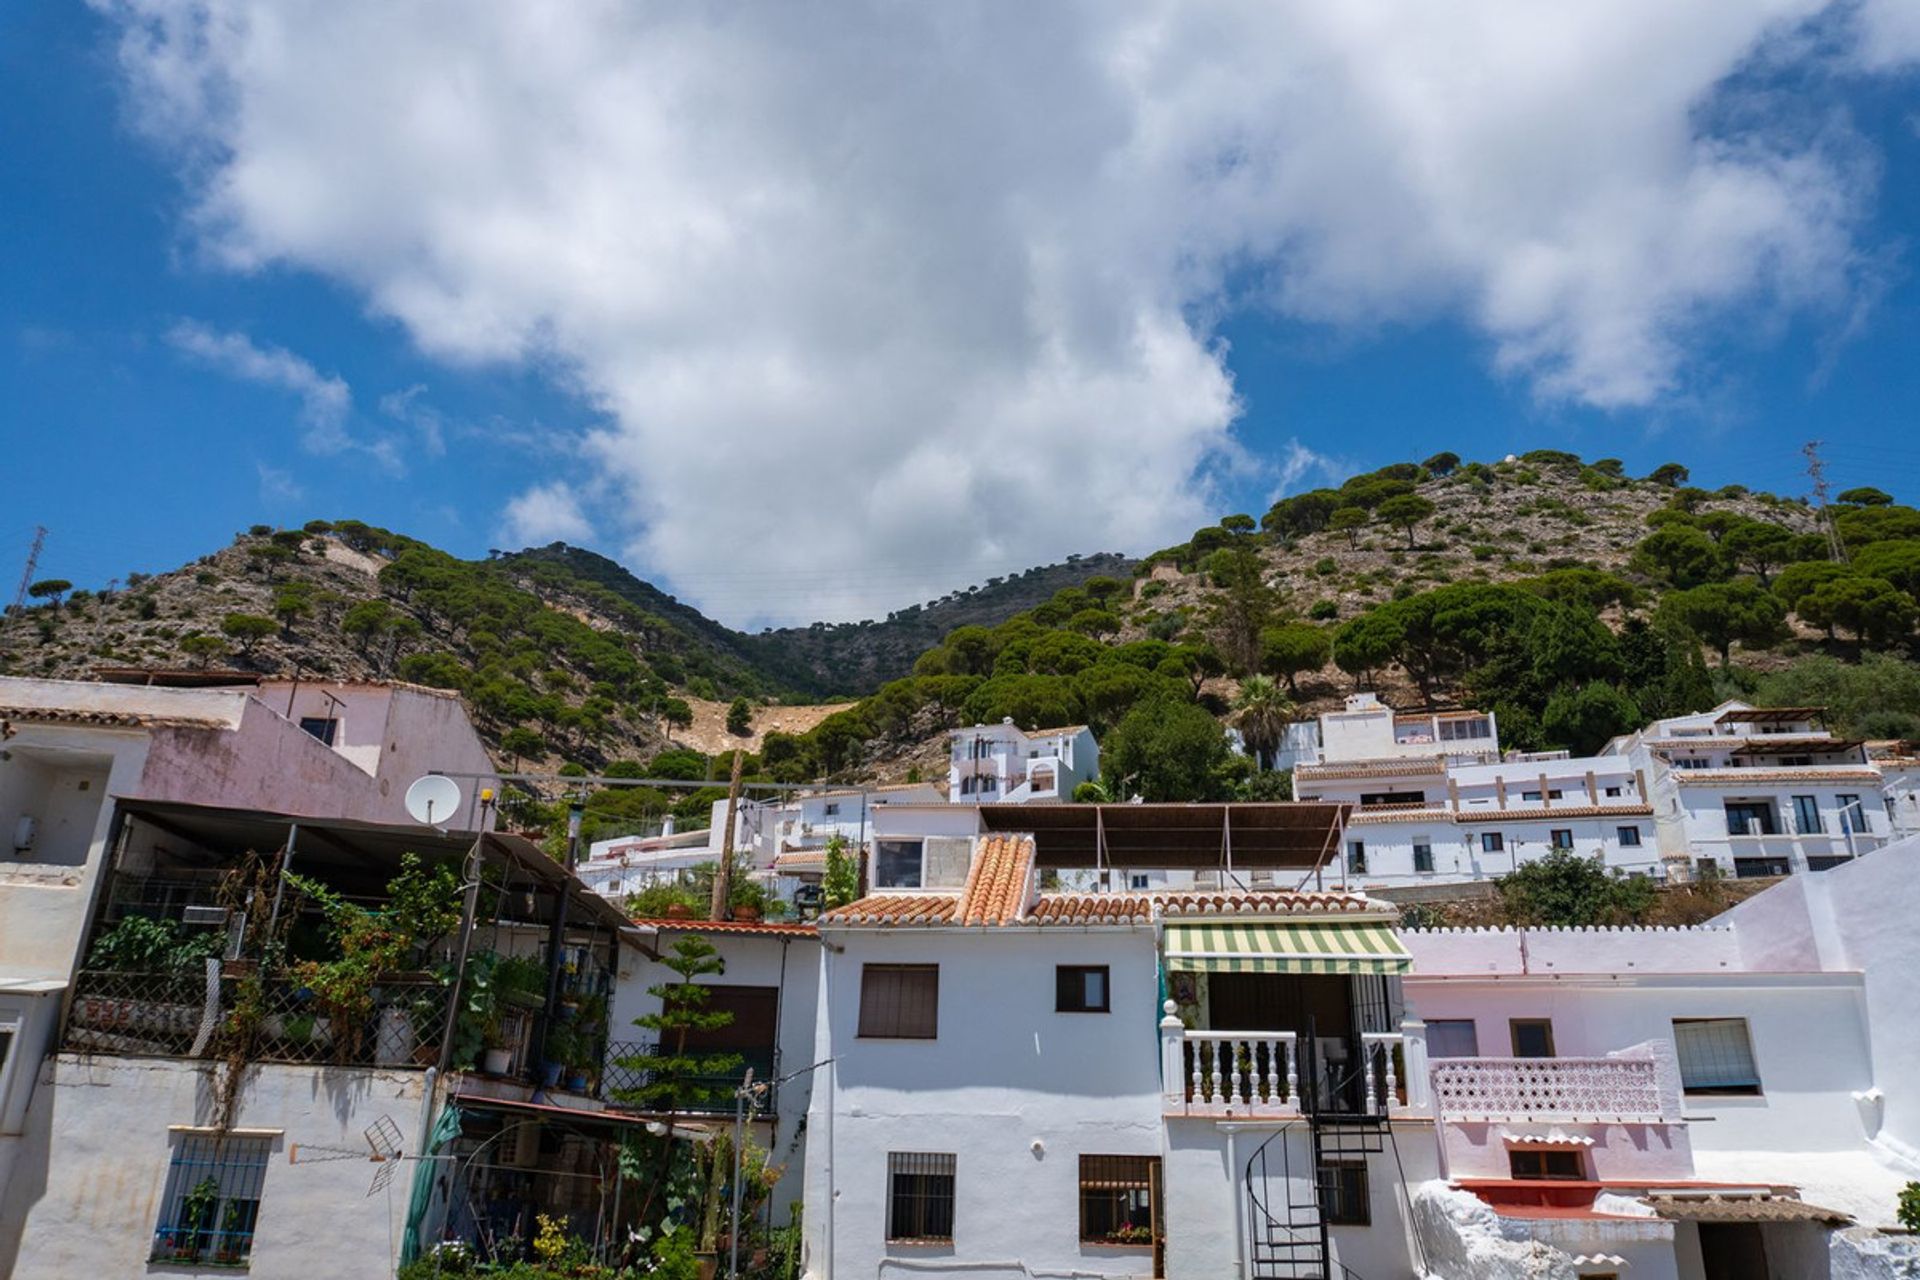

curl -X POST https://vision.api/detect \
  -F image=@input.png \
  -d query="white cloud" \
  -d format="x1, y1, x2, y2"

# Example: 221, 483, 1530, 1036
169, 319, 407, 474
499, 481, 593, 548
167, 318, 350, 438
106, 1, 1904, 623
255, 461, 303, 504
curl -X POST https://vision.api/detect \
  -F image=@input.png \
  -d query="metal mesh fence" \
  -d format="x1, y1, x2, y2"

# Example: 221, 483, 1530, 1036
66, 969, 448, 1068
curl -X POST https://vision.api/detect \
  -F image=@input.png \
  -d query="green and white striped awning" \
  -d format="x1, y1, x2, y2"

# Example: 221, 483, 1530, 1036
1165, 921, 1410, 975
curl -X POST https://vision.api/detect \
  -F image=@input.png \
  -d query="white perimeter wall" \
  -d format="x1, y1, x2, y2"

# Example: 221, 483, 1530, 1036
0, 1054, 428, 1280
1722, 837, 1920, 1161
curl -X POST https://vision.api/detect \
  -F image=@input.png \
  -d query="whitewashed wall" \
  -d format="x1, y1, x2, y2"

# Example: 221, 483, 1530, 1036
804, 927, 1165, 1280
0, 1055, 428, 1280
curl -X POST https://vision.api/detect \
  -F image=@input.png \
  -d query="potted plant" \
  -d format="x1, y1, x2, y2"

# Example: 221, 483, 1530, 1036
541, 1023, 575, 1088
213, 1199, 251, 1264
174, 1175, 219, 1262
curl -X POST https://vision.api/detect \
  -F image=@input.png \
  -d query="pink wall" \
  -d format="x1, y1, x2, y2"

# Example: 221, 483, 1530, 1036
1402, 926, 1742, 976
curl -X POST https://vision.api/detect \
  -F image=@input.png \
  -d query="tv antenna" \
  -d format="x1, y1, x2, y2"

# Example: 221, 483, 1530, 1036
405, 775, 464, 828
287, 1115, 410, 1196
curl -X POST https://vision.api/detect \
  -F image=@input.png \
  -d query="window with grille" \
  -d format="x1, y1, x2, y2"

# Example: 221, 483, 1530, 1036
1673, 1018, 1761, 1095
1425, 1019, 1479, 1058
1317, 1161, 1370, 1224
887, 1152, 956, 1242
1078, 1155, 1158, 1244
859, 965, 938, 1039
1617, 826, 1642, 847
1508, 1149, 1584, 1180
150, 1133, 270, 1266
1056, 966, 1110, 1013
1346, 841, 1366, 873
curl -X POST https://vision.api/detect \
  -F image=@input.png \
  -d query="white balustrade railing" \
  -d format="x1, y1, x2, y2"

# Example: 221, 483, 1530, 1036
1428, 1055, 1666, 1122
1179, 1031, 1299, 1110
1360, 1032, 1402, 1113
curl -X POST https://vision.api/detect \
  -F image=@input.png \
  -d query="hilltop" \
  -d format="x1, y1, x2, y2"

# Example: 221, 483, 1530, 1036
0, 519, 1128, 776
503, 543, 1135, 697
8, 449, 1919, 808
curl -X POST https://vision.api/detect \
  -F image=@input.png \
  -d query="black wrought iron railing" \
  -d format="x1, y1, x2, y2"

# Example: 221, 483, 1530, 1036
600, 1040, 778, 1114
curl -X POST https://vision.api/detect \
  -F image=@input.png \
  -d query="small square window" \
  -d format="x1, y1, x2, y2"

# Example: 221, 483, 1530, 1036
874, 840, 924, 890
1617, 826, 1642, 847
1480, 833, 1504, 853
1508, 1149, 1584, 1180
1550, 829, 1573, 850
1056, 966, 1110, 1013
1317, 1161, 1370, 1225
824, 802, 841, 817
1521, 790, 1542, 802
859, 965, 939, 1039
297, 716, 338, 746
1673, 1018, 1761, 1095
887, 1152, 956, 1242
1425, 1019, 1479, 1058
1510, 1019, 1555, 1058
1604, 785, 1623, 797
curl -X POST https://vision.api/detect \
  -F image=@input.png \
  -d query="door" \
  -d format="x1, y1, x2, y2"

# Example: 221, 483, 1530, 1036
1698, 1222, 1768, 1280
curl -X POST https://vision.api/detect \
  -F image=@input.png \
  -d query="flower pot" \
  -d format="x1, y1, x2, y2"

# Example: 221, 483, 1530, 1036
539, 1059, 563, 1087
483, 1047, 512, 1075
566, 1071, 589, 1093
664, 903, 694, 920
733, 905, 761, 922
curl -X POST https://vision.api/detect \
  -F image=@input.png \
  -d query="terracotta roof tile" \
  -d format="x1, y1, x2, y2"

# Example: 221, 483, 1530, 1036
1154, 890, 1384, 917
1023, 724, 1087, 738
1666, 767, 1882, 784
633, 917, 820, 937
820, 894, 959, 926
1025, 894, 1155, 925
0, 705, 228, 731
1295, 757, 1447, 781
955, 834, 1034, 926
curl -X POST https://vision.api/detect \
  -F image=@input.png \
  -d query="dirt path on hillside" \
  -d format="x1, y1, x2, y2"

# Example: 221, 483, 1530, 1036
676, 698, 857, 755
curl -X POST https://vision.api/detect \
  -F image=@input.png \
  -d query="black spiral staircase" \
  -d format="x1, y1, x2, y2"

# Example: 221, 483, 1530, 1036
1242, 1034, 1392, 1280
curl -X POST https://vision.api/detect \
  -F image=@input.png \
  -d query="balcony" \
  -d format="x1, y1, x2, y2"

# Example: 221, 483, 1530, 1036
65, 967, 449, 1067
1428, 1055, 1668, 1123
1160, 1013, 1408, 1118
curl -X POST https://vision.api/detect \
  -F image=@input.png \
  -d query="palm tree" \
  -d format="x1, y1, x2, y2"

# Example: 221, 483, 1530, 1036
1233, 675, 1296, 771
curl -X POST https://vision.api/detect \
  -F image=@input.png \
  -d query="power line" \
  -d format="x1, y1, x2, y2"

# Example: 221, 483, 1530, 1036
1804, 441, 1846, 563
11, 525, 46, 613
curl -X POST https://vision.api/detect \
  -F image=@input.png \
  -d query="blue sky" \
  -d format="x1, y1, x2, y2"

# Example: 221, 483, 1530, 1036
4, 4, 1919, 626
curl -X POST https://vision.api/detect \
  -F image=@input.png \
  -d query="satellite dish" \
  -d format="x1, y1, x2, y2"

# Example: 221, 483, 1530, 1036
405, 775, 463, 827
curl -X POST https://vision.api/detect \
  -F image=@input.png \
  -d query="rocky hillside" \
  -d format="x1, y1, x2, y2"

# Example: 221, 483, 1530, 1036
505, 544, 1136, 697
747, 450, 1920, 791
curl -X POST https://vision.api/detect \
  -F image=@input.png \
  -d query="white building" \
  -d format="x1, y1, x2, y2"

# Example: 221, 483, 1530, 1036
949, 719, 1099, 803
795, 817, 1920, 1280
1293, 694, 1657, 887
1605, 701, 1893, 879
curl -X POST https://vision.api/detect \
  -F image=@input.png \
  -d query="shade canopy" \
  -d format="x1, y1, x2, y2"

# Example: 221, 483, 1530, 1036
1165, 920, 1410, 975
977, 802, 1350, 869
